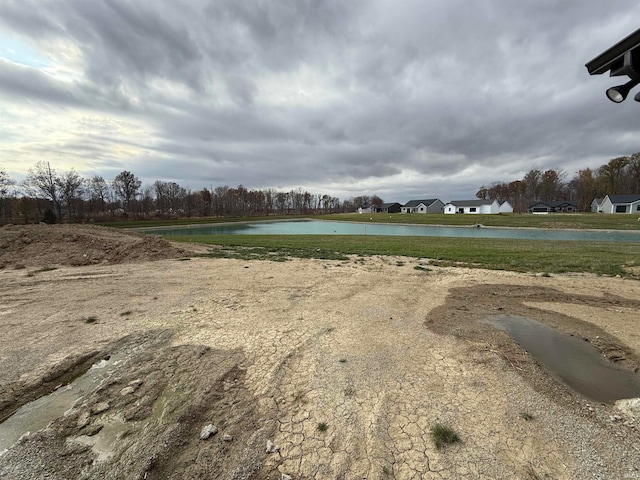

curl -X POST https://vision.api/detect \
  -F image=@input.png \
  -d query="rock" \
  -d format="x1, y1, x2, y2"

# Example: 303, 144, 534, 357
281, 474, 292, 480
92, 402, 110, 414
120, 386, 135, 396
200, 424, 218, 440
223, 433, 233, 442
77, 411, 91, 428
615, 398, 640, 419
84, 424, 104, 436
266, 440, 280, 453
128, 378, 143, 387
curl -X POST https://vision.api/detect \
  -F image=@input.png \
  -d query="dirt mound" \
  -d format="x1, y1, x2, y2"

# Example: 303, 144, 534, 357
0, 224, 187, 268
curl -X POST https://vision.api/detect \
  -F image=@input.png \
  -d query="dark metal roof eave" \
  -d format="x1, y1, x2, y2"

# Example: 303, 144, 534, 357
586, 28, 640, 75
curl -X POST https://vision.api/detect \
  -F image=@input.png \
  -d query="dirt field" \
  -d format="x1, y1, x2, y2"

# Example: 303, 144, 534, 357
0, 224, 639, 479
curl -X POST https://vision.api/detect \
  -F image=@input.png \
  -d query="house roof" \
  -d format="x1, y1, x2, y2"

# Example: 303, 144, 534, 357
591, 198, 603, 205
446, 199, 495, 207
529, 200, 577, 208
606, 194, 640, 204
378, 202, 401, 208
403, 199, 439, 208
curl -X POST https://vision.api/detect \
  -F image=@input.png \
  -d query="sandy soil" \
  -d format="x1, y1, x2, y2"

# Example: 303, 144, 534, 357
0, 224, 639, 479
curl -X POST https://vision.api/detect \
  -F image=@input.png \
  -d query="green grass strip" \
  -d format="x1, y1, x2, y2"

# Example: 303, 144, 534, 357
169, 234, 640, 276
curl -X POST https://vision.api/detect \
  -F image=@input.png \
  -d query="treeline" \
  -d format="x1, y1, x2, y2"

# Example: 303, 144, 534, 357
477, 152, 640, 212
0, 161, 384, 224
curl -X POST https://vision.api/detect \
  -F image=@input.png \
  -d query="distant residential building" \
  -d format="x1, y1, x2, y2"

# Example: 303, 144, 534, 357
591, 198, 604, 213
401, 199, 445, 214
528, 201, 578, 214
499, 201, 514, 213
357, 205, 375, 214
376, 202, 402, 213
599, 194, 640, 214
444, 199, 501, 214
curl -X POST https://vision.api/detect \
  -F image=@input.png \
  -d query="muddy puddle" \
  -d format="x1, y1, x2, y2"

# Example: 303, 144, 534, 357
0, 352, 127, 455
484, 314, 640, 403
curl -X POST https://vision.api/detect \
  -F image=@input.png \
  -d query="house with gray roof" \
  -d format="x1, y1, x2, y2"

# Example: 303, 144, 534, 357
376, 202, 402, 213
599, 194, 640, 214
528, 201, 578, 214
401, 199, 444, 214
444, 199, 501, 214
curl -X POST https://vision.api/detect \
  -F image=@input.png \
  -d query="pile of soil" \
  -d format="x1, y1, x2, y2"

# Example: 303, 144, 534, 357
0, 224, 187, 268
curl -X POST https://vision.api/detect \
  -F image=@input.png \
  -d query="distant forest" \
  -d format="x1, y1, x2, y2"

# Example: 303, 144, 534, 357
2, 152, 639, 224
0, 161, 382, 224
476, 152, 640, 212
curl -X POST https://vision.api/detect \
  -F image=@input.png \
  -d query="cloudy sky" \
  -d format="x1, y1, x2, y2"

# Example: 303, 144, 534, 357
1, 0, 639, 203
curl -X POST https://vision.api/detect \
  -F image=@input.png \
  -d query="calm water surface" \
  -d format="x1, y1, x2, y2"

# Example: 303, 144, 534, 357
483, 314, 640, 403
140, 220, 640, 242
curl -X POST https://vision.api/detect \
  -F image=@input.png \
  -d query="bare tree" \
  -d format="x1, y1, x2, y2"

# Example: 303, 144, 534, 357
598, 157, 629, 194
23, 161, 62, 219
57, 169, 85, 221
628, 152, 640, 193
113, 171, 141, 211
89, 175, 110, 215
0, 169, 16, 223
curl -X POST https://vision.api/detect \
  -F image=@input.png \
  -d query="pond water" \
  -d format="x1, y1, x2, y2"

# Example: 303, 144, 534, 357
0, 352, 126, 455
483, 314, 640, 403
140, 220, 640, 242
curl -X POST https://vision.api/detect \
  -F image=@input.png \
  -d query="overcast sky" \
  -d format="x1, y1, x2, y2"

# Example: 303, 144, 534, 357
1, 0, 639, 203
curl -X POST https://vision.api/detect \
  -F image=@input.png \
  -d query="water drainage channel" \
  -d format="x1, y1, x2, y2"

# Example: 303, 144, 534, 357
484, 314, 640, 403
0, 351, 127, 455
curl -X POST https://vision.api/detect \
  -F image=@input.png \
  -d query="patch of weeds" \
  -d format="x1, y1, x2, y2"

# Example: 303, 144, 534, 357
520, 412, 534, 421
37, 266, 58, 273
325, 326, 335, 333
414, 265, 431, 272
382, 466, 391, 476
339, 358, 347, 363
316, 422, 328, 432
192, 307, 198, 312
430, 423, 461, 449
83, 316, 98, 324
395, 261, 405, 266
177, 257, 191, 261
120, 311, 133, 317
152, 296, 158, 300
344, 386, 355, 396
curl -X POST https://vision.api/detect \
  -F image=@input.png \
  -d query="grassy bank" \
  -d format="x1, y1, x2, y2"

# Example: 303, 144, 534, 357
100, 212, 640, 230
169, 234, 640, 276
324, 213, 640, 230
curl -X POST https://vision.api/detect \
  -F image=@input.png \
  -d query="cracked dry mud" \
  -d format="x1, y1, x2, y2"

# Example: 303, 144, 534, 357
1, 243, 640, 478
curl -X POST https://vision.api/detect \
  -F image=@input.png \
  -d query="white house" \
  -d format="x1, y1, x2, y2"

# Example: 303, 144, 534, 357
357, 205, 375, 214
444, 199, 501, 214
591, 198, 604, 213
499, 201, 514, 213
599, 194, 640, 214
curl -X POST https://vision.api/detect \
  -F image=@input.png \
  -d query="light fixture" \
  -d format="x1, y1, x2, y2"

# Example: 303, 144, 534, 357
606, 78, 639, 103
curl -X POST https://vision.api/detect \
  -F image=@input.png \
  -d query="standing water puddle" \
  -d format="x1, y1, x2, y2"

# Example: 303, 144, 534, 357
484, 314, 640, 403
0, 352, 127, 455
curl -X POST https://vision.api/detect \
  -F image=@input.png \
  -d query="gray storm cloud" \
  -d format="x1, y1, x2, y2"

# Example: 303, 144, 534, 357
0, 0, 639, 202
